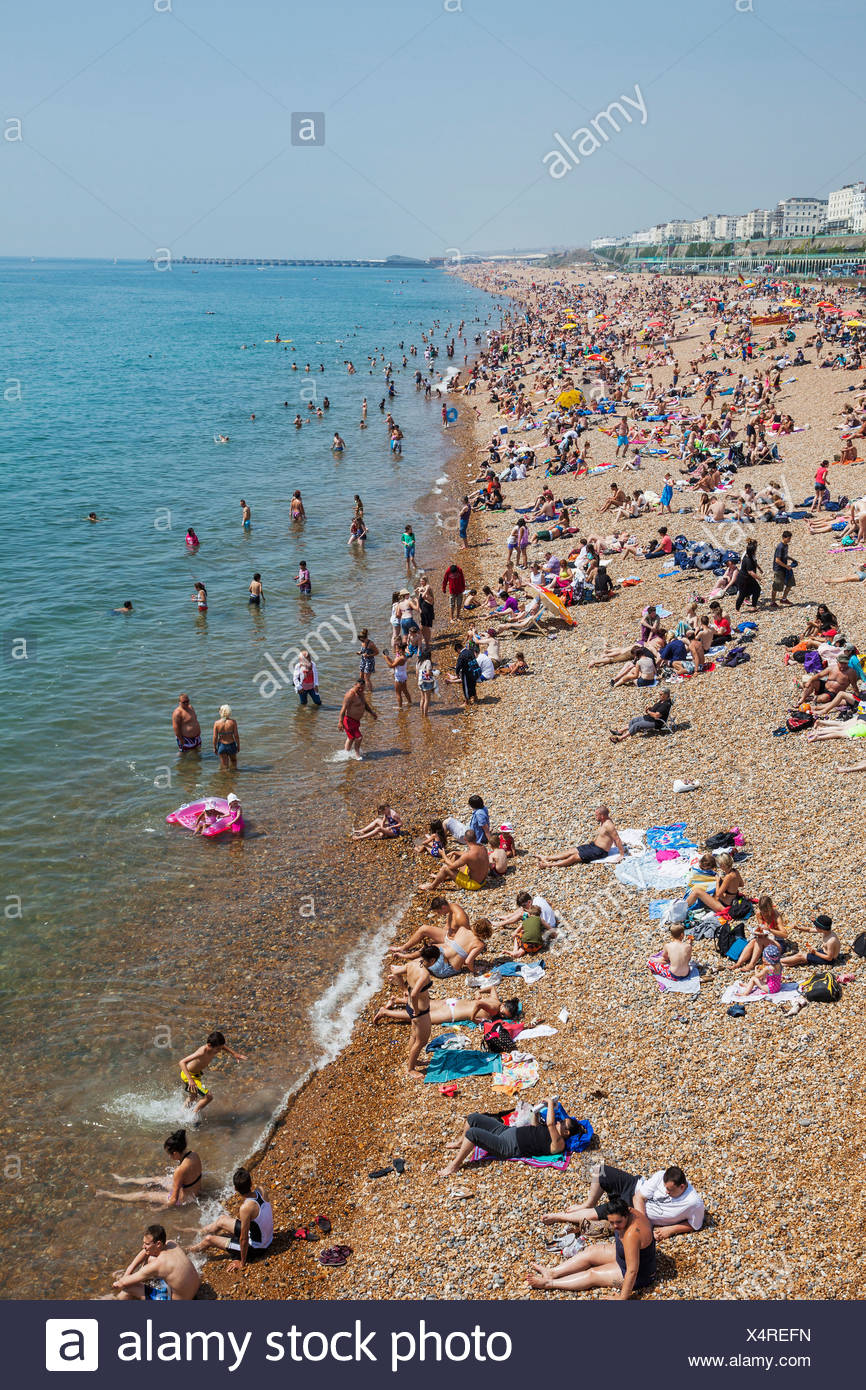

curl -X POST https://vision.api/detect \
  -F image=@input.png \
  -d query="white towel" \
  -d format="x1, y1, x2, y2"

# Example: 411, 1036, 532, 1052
720, 982, 799, 1005
518, 1024, 558, 1039
655, 966, 701, 994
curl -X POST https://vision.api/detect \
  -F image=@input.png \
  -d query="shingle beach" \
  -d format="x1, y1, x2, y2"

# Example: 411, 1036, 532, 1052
208, 265, 865, 1302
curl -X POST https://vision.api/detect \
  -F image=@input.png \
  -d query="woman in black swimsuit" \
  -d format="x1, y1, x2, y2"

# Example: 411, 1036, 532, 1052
96, 1129, 202, 1207
416, 577, 435, 648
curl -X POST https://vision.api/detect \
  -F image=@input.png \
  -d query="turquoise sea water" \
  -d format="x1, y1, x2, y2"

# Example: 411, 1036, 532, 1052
0, 260, 498, 1296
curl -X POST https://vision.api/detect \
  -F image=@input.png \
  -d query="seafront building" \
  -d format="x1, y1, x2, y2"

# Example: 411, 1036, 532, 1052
589, 182, 866, 251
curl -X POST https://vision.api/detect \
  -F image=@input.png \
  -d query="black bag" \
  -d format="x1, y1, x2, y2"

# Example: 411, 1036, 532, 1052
852, 932, 866, 959
786, 708, 814, 733
801, 971, 842, 1003
716, 920, 746, 957
727, 895, 754, 922
779, 634, 800, 647
705, 831, 735, 851
482, 1021, 516, 1054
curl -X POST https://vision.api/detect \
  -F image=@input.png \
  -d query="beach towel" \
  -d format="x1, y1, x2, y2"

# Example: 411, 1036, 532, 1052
615, 850, 694, 892
492, 1052, 540, 1092
621, 828, 646, 849
719, 982, 799, 1006
466, 1145, 570, 1170
646, 823, 698, 852
423, 1051, 502, 1084
654, 966, 701, 995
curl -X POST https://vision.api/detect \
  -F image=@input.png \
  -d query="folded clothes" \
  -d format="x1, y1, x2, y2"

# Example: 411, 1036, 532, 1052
423, 1050, 502, 1084
425, 1033, 472, 1051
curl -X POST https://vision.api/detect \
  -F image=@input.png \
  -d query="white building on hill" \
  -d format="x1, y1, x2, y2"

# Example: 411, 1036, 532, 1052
773, 196, 828, 237
826, 182, 866, 232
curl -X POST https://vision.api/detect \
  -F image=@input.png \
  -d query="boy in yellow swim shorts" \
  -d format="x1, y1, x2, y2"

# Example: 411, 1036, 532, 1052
178, 1030, 247, 1118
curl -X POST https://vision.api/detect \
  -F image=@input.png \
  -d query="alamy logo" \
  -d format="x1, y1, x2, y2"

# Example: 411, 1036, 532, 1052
45, 1319, 99, 1372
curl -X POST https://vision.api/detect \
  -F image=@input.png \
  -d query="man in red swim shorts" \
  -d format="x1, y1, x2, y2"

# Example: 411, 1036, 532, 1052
338, 679, 378, 760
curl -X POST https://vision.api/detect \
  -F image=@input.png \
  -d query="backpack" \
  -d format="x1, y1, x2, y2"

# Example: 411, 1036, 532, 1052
482, 1021, 517, 1054
779, 634, 800, 647
786, 708, 815, 733
716, 920, 746, 956
727, 894, 754, 922
803, 651, 824, 675
801, 970, 842, 1003
722, 645, 750, 667
852, 931, 866, 959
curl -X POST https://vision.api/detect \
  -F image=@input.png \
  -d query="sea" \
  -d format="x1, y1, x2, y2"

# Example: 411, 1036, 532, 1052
0, 258, 500, 1297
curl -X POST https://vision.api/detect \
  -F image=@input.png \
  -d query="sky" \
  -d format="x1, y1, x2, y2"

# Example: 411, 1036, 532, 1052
3, 0, 866, 259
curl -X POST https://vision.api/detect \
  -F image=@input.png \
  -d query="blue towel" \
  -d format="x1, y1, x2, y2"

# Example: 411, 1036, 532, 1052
492, 959, 545, 977
649, 898, 674, 919
423, 1051, 502, 1084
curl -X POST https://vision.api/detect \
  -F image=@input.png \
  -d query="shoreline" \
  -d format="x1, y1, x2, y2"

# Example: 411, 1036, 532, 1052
200, 390, 497, 1301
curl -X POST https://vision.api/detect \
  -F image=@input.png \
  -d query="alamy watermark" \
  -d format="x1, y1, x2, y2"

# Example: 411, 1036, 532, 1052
252, 603, 358, 698
543, 86, 647, 180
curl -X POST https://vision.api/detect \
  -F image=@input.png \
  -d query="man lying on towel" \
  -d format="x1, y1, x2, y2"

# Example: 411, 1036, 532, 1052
535, 805, 626, 866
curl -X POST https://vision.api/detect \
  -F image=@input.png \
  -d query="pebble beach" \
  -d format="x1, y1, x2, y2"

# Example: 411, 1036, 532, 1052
206, 264, 865, 1304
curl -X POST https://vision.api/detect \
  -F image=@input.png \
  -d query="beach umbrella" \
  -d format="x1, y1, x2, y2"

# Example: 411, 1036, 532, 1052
817, 301, 838, 309
526, 583, 576, 626
556, 388, 585, 408
845, 319, 866, 327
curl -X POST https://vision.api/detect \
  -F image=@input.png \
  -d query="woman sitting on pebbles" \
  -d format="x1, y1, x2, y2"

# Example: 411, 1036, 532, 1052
729, 894, 793, 972
389, 901, 492, 979
439, 1095, 580, 1177
681, 851, 744, 915
527, 1195, 656, 1300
